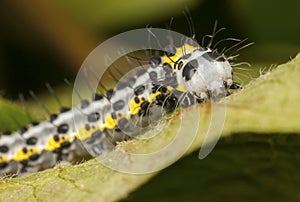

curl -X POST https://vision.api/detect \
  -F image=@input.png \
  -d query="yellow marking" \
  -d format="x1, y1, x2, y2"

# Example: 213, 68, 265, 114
176, 84, 187, 92
167, 84, 186, 92
130, 98, 143, 115
77, 113, 129, 137
14, 148, 40, 161
0, 156, 9, 163
76, 126, 99, 140
45, 135, 73, 151
105, 115, 117, 129
167, 86, 173, 91
163, 43, 198, 68
150, 91, 161, 100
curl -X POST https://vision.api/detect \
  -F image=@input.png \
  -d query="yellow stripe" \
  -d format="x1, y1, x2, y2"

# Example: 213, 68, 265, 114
14, 148, 40, 161
163, 43, 198, 67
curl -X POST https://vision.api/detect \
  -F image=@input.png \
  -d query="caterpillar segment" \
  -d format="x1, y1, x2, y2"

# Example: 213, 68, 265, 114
0, 40, 241, 177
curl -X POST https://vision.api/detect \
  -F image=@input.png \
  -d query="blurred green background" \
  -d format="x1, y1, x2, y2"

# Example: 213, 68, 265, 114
0, 0, 300, 201
1, 0, 299, 99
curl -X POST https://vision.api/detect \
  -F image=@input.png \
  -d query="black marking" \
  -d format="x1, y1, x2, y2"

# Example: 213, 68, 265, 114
177, 61, 183, 70
0, 162, 8, 169
127, 77, 136, 88
156, 93, 177, 111
149, 55, 162, 68
111, 112, 117, 119
230, 82, 243, 89
134, 97, 140, 104
149, 71, 158, 81
20, 160, 28, 165
106, 89, 114, 100
50, 114, 58, 122
182, 59, 198, 81
162, 63, 172, 74
61, 141, 71, 149
60, 107, 70, 113
86, 130, 102, 145
31, 121, 39, 126
87, 112, 100, 122
53, 135, 60, 142
134, 85, 145, 96
155, 94, 166, 105
20, 127, 28, 135
57, 124, 69, 134
159, 86, 167, 93
164, 45, 176, 57
80, 100, 90, 109
0, 145, 9, 153
20, 160, 28, 173
165, 73, 178, 87
151, 84, 159, 93
85, 124, 90, 131
164, 96, 178, 111
136, 68, 147, 77
140, 101, 150, 109
53, 148, 61, 154
118, 118, 130, 130
181, 92, 198, 107
139, 101, 150, 116
29, 154, 40, 161
92, 130, 102, 139
56, 153, 64, 161
26, 137, 38, 145
114, 127, 121, 132
92, 93, 103, 101
22, 147, 28, 154
2, 131, 11, 136
223, 81, 228, 89
113, 100, 125, 111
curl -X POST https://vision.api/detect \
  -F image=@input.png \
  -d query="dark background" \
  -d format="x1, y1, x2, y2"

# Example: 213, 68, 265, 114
1, 0, 299, 98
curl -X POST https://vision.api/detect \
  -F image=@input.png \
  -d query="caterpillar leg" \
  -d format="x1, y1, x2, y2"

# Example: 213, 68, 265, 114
229, 82, 243, 89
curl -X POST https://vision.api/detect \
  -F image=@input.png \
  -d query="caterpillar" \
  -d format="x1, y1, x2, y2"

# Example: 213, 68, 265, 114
0, 23, 244, 177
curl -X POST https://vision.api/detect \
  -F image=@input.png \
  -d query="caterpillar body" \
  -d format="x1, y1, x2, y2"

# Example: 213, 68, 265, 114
0, 29, 242, 177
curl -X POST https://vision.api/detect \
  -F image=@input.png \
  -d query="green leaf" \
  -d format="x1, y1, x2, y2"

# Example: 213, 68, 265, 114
0, 53, 300, 201
0, 99, 31, 132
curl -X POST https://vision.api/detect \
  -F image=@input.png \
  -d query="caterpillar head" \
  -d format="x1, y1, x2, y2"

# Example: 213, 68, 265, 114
180, 48, 234, 101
